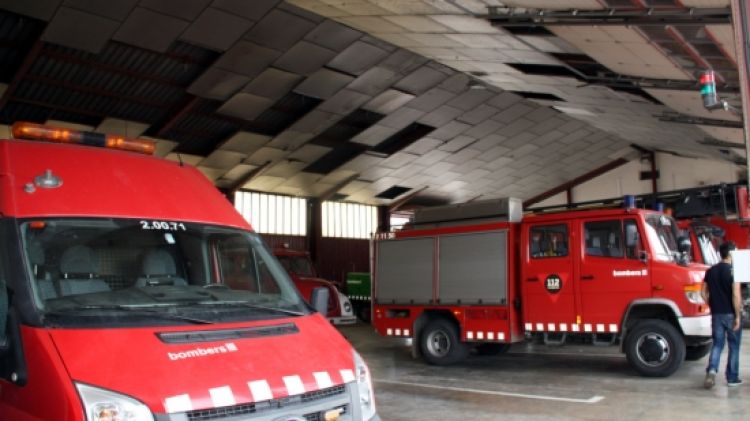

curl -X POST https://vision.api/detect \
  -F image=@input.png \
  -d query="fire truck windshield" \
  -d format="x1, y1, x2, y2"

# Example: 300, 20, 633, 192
644, 214, 680, 262
20, 218, 310, 327
277, 255, 315, 277
697, 233, 721, 265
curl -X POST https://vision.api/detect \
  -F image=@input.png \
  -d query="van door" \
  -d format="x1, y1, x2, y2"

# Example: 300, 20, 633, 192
578, 218, 650, 334
522, 222, 577, 332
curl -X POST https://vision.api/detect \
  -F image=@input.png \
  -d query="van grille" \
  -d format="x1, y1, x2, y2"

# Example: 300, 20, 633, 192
184, 384, 347, 420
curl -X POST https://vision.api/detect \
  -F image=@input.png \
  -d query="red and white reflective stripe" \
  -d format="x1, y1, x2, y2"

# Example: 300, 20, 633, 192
209, 386, 236, 408
525, 322, 619, 333
386, 328, 411, 337
466, 331, 505, 341
164, 369, 353, 414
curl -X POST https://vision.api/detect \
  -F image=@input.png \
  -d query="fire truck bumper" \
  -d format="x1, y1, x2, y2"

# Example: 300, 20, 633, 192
330, 315, 357, 325
678, 315, 712, 337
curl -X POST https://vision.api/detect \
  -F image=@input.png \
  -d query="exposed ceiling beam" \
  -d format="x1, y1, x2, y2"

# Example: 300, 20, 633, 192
699, 137, 744, 148
485, 6, 731, 27
656, 112, 743, 128
23, 74, 172, 109
227, 160, 273, 193
523, 157, 630, 208
43, 49, 184, 87
0, 40, 42, 111
318, 173, 361, 202
154, 95, 201, 137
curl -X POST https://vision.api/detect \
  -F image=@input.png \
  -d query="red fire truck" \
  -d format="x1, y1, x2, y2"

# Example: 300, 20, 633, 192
0, 122, 379, 420
372, 198, 711, 377
670, 184, 750, 322
274, 247, 356, 325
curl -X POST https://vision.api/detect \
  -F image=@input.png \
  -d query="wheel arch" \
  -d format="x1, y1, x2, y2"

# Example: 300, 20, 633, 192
412, 309, 461, 359
621, 299, 682, 351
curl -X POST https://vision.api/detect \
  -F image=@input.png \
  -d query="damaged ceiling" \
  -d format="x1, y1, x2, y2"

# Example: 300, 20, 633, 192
0, 0, 744, 206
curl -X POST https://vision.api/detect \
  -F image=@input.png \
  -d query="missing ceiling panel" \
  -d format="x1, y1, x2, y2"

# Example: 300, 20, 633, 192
511, 91, 565, 102
371, 122, 436, 155
502, 26, 554, 36
375, 185, 411, 199
245, 91, 322, 136
309, 108, 385, 146
506, 63, 584, 81
304, 146, 362, 174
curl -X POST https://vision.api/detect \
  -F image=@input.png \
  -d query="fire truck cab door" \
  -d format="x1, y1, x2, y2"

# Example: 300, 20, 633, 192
578, 218, 650, 332
522, 223, 576, 330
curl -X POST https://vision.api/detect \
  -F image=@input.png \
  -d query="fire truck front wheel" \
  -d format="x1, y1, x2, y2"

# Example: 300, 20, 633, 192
624, 319, 686, 377
420, 318, 469, 365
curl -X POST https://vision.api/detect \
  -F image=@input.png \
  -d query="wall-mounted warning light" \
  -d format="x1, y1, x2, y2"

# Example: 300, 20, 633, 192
698, 70, 740, 116
699, 70, 721, 110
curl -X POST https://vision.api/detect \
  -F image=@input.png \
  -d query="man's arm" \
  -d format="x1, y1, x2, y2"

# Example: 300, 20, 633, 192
732, 282, 742, 330
701, 282, 709, 304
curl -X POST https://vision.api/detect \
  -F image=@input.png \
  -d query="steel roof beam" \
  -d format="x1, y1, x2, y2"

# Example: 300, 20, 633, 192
656, 112, 743, 128
485, 6, 731, 27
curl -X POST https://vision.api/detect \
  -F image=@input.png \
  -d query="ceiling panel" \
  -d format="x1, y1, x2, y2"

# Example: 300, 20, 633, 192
43, 7, 119, 53
180, 7, 254, 52
113, 7, 189, 53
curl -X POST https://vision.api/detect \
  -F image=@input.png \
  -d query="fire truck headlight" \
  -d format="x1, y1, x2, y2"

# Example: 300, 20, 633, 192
76, 383, 154, 421
684, 285, 705, 305
340, 292, 353, 315
353, 351, 377, 420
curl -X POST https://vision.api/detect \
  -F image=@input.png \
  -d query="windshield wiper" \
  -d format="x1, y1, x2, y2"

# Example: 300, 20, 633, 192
45, 305, 214, 325
195, 301, 306, 317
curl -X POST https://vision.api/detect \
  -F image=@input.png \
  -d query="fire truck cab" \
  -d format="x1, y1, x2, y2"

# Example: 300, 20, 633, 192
0, 122, 378, 421
373, 198, 711, 377
274, 247, 356, 326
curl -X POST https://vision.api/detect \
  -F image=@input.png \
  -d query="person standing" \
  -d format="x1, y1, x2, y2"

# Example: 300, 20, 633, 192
702, 241, 743, 389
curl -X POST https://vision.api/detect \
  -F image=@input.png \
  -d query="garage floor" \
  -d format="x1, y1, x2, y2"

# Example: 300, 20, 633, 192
339, 324, 750, 421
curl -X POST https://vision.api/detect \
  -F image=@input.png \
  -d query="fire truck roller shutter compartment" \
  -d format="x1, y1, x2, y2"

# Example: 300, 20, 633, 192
376, 238, 434, 304
438, 231, 508, 305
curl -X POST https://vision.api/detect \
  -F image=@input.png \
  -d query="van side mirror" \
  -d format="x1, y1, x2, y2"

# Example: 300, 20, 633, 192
310, 287, 329, 316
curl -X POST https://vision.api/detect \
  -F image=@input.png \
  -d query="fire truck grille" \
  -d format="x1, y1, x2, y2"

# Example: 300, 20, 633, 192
184, 384, 348, 420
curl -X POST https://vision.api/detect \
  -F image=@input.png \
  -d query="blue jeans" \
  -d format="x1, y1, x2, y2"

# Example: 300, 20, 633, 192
706, 313, 742, 381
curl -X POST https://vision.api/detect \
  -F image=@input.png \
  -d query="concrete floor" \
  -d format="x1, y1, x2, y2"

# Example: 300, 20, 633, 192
339, 324, 750, 421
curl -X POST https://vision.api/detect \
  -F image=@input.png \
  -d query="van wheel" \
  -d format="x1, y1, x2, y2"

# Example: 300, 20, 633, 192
474, 343, 511, 356
685, 343, 711, 361
420, 318, 469, 365
625, 320, 685, 377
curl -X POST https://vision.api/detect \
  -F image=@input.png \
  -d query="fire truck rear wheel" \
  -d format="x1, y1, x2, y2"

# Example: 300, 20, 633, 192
420, 318, 469, 365
624, 319, 685, 377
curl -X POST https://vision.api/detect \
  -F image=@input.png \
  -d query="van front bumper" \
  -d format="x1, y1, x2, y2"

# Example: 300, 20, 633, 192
679, 314, 712, 337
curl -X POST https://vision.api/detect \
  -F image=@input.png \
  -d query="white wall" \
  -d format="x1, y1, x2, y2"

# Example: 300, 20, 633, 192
531, 152, 742, 208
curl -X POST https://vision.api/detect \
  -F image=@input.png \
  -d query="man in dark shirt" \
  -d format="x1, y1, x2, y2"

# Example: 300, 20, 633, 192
702, 241, 742, 389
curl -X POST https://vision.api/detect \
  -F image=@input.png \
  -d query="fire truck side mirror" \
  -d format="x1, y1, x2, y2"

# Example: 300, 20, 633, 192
310, 287, 330, 316
0, 285, 7, 351
677, 236, 691, 254
625, 224, 639, 248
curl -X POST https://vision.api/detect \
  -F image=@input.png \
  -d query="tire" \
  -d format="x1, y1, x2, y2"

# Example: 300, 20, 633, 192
474, 343, 511, 356
357, 302, 371, 324
624, 319, 685, 377
419, 318, 469, 365
685, 343, 711, 361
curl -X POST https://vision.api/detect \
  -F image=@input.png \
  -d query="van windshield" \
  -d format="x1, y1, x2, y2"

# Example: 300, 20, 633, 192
644, 214, 680, 262
20, 218, 310, 327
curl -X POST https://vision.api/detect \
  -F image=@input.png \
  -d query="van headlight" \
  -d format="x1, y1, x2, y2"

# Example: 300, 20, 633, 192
76, 383, 154, 421
353, 351, 377, 420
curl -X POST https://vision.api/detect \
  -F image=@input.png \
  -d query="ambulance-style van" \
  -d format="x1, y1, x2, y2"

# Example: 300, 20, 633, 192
0, 122, 379, 421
